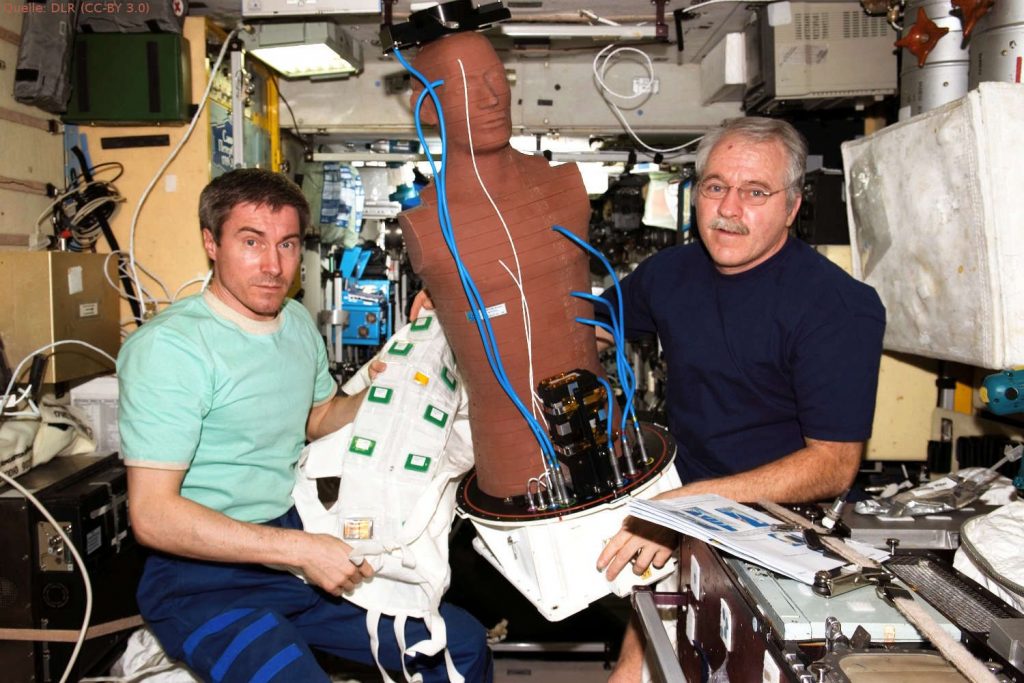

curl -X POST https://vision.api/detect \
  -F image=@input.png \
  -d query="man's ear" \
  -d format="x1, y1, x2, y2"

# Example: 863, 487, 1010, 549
785, 194, 803, 227
202, 228, 217, 262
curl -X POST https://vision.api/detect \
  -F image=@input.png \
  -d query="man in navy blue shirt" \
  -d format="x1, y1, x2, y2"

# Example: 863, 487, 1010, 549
596, 117, 885, 681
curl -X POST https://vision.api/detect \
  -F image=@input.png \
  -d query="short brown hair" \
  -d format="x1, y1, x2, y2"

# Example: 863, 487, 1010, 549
198, 168, 310, 243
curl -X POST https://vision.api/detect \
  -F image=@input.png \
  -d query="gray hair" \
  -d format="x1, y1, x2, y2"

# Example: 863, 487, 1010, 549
694, 117, 808, 208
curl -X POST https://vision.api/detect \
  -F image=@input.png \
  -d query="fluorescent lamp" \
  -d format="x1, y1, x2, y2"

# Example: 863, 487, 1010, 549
245, 22, 363, 79
242, 0, 381, 18
496, 24, 660, 40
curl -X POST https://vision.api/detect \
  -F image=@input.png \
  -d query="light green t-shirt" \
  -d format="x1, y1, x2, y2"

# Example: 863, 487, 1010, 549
118, 291, 337, 523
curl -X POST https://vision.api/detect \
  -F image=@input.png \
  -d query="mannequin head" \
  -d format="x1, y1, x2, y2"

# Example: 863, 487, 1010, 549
410, 32, 512, 153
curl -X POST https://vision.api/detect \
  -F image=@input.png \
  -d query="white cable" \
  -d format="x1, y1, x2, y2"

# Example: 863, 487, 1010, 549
458, 59, 545, 430
679, 0, 776, 11
591, 44, 706, 156
102, 253, 167, 314
1, 341, 117, 420
3, 385, 41, 418
122, 257, 172, 305
35, 178, 121, 229
127, 28, 240, 316
172, 272, 211, 302
0, 470, 93, 683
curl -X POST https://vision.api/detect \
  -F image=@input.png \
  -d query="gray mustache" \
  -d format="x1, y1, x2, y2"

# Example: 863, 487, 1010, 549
710, 218, 750, 235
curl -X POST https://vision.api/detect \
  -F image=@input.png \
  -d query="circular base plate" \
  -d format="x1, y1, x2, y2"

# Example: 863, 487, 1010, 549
456, 422, 676, 523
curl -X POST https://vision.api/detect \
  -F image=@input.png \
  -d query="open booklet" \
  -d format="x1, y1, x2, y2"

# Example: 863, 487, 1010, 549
628, 494, 886, 585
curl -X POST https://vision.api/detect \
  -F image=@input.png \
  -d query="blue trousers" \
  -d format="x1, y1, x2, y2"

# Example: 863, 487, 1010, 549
136, 508, 492, 683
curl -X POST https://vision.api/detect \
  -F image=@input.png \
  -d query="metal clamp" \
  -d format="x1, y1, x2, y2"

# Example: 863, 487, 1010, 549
812, 566, 890, 598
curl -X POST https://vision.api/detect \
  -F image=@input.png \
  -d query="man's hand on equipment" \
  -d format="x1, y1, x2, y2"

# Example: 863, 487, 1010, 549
300, 533, 375, 596
409, 289, 434, 321
597, 515, 677, 580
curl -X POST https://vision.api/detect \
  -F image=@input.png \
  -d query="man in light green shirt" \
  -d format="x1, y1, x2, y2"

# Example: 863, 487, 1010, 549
119, 168, 490, 683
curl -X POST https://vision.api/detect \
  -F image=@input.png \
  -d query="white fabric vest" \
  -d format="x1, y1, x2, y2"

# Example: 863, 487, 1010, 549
293, 314, 473, 682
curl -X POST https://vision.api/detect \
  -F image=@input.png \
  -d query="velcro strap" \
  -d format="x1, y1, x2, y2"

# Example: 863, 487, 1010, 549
0, 614, 143, 642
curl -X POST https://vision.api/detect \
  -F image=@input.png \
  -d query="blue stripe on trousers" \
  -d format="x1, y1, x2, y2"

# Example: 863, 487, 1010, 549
211, 612, 278, 682
250, 643, 304, 683
183, 608, 254, 665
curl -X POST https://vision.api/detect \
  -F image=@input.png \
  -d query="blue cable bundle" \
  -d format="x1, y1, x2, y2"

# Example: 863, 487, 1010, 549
552, 225, 645, 458
392, 47, 562, 481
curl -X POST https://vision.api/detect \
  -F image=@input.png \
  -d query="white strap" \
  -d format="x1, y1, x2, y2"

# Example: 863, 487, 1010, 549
366, 609, 397, 683
394, 614, 420, 683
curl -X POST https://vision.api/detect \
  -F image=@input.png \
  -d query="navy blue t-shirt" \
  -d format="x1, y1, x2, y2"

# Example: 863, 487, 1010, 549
600, 238, 885, 484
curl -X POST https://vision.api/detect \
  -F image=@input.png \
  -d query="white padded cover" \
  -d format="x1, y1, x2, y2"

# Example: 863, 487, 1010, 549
953, 501, 1024, 612
843, 82, 1024, 369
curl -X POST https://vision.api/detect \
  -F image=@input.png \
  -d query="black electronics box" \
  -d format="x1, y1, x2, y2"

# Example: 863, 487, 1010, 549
794, 170, 850, 246
0, 454, 144, 682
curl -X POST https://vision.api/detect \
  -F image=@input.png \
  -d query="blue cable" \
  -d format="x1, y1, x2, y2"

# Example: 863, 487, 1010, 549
576, 317, 637, 440
569, 291, 637, 405
393, 47, 561, 475
554, 226, 646, 450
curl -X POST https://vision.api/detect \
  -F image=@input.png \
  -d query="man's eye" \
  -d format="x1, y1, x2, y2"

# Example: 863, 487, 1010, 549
708, 183, 726, 193
245, 239, 258, 247
281, 240, 297, 250
746, 188, 767, 199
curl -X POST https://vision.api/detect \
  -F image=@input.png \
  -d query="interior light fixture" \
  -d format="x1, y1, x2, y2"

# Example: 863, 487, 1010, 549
242, 0, 381, 19
495, 24, 660, 40
244, 22, 363, 79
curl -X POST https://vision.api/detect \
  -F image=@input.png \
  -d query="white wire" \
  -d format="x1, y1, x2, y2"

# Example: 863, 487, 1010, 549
1, 341, 117, 420
2, 385, 41, 418
102, 253, 168, 315
591, 44, 706, 156
458, 59, 546, 430
0, 469, 93, 683
593, 44, 655, 100
35, 179, 120, 229
680, 0, 777, 11
172, 272, 211, 302
126, 28, 241, 318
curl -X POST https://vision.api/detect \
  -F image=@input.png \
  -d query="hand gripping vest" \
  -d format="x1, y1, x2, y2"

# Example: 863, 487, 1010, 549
293, 314, 473, 682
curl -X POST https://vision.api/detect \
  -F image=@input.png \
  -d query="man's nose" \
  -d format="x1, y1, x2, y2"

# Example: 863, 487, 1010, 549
717, 186, 743, 218
261, 247, 283, 275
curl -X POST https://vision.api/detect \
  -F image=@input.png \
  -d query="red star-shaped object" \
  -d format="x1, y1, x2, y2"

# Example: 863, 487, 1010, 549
895, 7, 950, 67
952, 0, 996, 40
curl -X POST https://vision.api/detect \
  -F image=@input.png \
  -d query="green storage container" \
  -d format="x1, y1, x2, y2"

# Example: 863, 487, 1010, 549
63, 32, 191, 124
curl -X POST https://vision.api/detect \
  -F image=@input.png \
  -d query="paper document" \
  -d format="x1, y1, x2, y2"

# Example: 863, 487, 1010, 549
628, 494, 851, 585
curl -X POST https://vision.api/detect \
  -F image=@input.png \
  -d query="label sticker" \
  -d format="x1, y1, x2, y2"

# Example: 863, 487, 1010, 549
719, 598, 733, 651
86, 527, 102, 555
67, 266, 84, 295
343, 518, 374, 540
405, 453, 431, 472
368, 386, 393, 404
423, 405, 449, 427
466, 302, 507, 321
690, 555, 702, 600
349, 436, 376, 456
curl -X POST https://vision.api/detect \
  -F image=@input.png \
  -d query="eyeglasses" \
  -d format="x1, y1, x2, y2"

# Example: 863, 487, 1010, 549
697, 179, 790, 207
